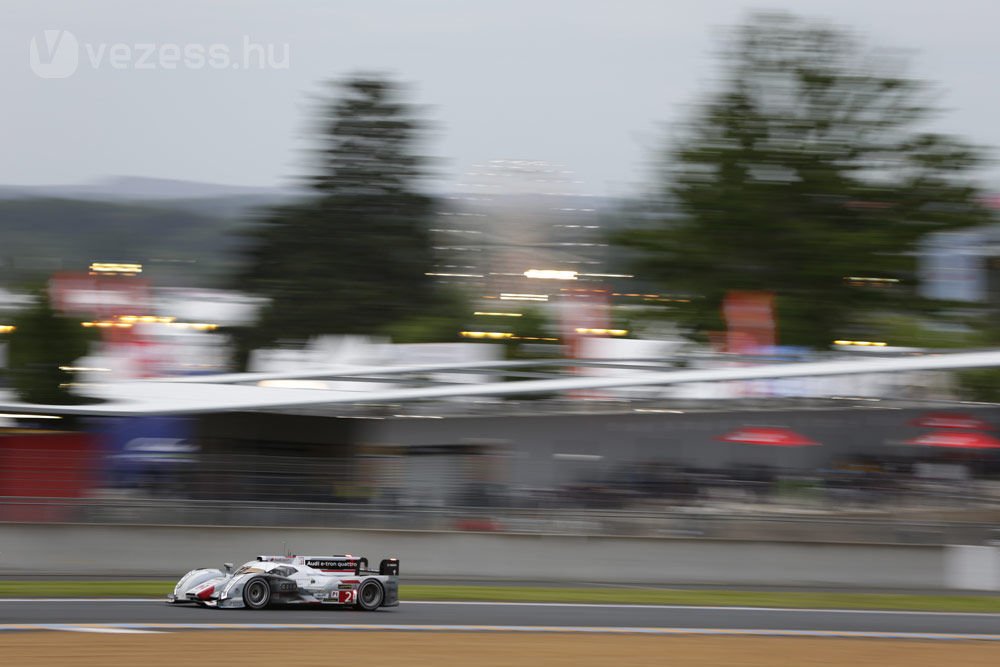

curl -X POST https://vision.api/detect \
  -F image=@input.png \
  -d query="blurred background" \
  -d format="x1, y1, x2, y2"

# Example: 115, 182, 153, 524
3, 1, 1000, 565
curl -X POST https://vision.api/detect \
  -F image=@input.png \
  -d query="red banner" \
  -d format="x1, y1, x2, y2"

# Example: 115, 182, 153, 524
723, 291, 776, 354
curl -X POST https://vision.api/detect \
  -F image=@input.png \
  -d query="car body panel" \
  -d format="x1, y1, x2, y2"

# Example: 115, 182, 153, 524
168, 554, 399, 609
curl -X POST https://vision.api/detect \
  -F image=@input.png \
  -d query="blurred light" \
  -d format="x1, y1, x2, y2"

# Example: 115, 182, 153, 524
580, 273, 634, 278
833, 340, 888, 347
118, 315, 176, 324
613, 293, 692, 302
425, 272, 483, 278
844, 276, 899, 287
58, 366, 110, 372
90, 262, 142, 275
82, 320, 130, 328
168, 322, 219, 331
0, 413, 62, 420
845, 276, 899, 282
0, 325, 14, 334
524, 269, 577, 280
500, 293, 548, 302
474, 312, 522, 317
552, 453, 604, 461
460, 331, 514, 339
83, 317, 214, 331
575, 328, 628, 336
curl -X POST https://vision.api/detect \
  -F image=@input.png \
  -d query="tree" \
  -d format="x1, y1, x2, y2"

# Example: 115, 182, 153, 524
616, 13, 992, 349
241, 76, 440, 344
382, 288, 469, 344
7, 291, 92, 405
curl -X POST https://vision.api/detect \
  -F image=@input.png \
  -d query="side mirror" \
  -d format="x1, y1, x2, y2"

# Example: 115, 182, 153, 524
224, 562, 234, 574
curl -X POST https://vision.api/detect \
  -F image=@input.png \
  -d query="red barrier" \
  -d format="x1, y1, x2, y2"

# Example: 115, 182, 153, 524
0, 432, 99, 522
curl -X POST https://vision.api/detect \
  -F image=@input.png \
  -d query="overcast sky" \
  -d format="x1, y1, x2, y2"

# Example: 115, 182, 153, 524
5, 0, 999, 196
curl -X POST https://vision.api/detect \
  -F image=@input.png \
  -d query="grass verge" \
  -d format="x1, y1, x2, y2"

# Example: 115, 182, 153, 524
404, 586, 1000, 613
1, 581, 1000, 613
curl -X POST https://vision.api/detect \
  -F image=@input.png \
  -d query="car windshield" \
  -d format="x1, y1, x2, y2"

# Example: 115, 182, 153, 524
233, 566, 264, 575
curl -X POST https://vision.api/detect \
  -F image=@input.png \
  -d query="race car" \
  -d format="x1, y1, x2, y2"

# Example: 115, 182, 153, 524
167, 553, 399, 610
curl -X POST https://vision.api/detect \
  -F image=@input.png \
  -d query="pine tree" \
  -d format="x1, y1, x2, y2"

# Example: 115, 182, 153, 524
616, 13, 992, 348
242, 76, 439, 342
7, 291, 92, 405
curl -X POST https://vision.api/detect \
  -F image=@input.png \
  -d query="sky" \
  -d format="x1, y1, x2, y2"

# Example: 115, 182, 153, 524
4, 0, 1000, 197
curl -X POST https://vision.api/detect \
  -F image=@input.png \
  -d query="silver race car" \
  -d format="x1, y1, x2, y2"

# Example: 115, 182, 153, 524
167, 553, 399, 610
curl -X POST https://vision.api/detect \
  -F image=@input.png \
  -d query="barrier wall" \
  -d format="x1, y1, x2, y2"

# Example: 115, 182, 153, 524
2, 523, 989, 590
944, 545, 1000, 590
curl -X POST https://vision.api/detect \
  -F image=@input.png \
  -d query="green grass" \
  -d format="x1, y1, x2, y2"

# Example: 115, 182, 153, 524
2, 581, 1000, 613
403, 586, 1000, 613
0, 581, 172, 598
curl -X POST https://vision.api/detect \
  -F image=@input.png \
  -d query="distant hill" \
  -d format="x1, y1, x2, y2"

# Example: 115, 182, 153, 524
0, 178, 314, 288
0, 176, 304, 204
0, 178, 630, 290
0, 198, 261, 288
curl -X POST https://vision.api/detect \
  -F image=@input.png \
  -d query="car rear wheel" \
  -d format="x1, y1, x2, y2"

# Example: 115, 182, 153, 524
243, 577, 271, 610
355, 580, 383, 611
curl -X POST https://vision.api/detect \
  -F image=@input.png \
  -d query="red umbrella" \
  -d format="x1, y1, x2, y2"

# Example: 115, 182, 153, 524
718, 426, 819, 447
910, 413, 993, 430
904, 430, 1000, 450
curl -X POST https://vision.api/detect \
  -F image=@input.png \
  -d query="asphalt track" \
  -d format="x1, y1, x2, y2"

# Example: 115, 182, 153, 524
0, 599, 999, 638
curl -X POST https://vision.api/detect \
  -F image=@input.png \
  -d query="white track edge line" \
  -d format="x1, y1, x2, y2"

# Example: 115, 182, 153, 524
1, 598, 999, 617
404, 601, 1000, 616
0, 623, 999, 640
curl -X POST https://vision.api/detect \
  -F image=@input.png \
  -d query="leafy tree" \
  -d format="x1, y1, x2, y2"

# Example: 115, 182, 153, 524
616, 12, 992, 349
383, 289, 470, 344
242, 76, 439, 344
957, 369, 1000, 402
7, 291, 92, 405
512, 307, 552, 340
502, 307, 561, 360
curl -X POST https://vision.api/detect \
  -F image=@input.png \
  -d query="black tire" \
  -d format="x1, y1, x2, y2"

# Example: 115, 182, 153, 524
355, 579, 384, 611
243, 577, 271, 610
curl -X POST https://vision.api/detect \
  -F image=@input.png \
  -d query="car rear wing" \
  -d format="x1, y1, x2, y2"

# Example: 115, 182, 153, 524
378, 558, 400, 576
353, 557, 400, 577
